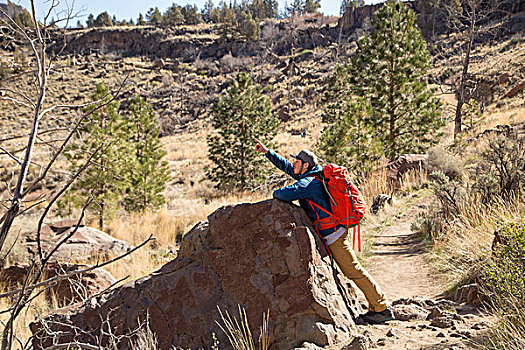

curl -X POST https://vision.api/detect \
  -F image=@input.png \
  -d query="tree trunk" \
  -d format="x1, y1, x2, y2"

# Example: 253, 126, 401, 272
99, 201, 104, 230
0, 70, 46, 253
454, 6, 475, 139
388, 19, 396, 160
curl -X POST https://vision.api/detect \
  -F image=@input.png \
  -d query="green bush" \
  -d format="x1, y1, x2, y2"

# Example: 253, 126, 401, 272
483, 223, 525, 305
482, 222, 525, 349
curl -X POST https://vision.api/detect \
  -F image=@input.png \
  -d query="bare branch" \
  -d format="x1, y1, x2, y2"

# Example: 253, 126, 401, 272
40, 196, 93, 263
0, 230, 20, 263
39, 82, 125, 119
0, 128, 69, 143
0, 146, 22, 166
0, 96, 33, 109
17, 199, 46, 217
35, 145, 102, 261
81, 275, 129, 306
0, 88, 36, 108
43, 343, 99, 350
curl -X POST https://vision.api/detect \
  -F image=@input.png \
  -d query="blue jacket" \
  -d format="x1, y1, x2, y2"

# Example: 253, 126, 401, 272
266, 149, 337, 237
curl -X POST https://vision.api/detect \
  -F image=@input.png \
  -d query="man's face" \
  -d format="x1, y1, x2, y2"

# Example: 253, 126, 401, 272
293, 158, 309, 175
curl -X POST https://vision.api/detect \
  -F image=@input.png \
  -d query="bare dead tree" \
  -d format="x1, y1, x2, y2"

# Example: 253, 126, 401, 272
0, 2, 143, 350
441, 0, 512, 139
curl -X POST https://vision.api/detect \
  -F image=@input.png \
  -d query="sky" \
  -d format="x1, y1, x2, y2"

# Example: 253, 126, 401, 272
11, 0, 384, 24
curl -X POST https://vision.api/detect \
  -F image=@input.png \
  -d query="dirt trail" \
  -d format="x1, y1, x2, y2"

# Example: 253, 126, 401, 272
367, 195, 445, 300
352, 194, 493, 350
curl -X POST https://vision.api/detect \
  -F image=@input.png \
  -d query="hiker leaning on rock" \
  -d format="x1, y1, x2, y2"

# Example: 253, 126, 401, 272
254, 138, 393, 325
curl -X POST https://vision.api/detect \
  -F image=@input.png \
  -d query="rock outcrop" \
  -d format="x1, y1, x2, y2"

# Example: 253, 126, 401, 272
385, 154, 428, 188
31, 200, 360, 350
50, 23, 334, 60
25, 223, 130, 262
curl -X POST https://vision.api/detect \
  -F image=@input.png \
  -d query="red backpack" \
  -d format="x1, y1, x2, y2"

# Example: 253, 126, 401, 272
307, 164, 366, 251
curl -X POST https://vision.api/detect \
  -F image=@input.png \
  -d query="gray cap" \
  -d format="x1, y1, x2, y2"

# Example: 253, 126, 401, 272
291, 149, 318, 167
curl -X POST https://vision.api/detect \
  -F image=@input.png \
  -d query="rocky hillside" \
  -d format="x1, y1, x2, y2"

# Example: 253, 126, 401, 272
2, 2, 523, 139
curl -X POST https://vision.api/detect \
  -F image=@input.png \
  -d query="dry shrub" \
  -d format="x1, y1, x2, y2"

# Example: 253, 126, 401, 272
217, 306, 270, 350
219, 54, 252, 73
193, 57, 218, 74
415, 133, 525, 289
427, 146, 465, 181
473, 134, 525, 202
0, 284, 58, 346
130, 316, 159, 350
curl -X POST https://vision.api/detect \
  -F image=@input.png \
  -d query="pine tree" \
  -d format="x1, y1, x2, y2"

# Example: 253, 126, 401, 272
123, 96, 170, 212
218, 2, 237, 40
202, 0, 216, 23
93, 12, 114, 27
146, 7, 163, 25
181, 5, 203, 25
61, 83, 131, 229
320, 65, 382, 176
207, 73, 279, 191
86, 13, 95, 27
349, 0, 443, 160
249, 0, 265, 19
238, 11, 260, 41
304, 0, 320, 13
163, 4, 184, 26
263, 0, 279, 18
286, 0, 305, 16
138, 13, 146, 25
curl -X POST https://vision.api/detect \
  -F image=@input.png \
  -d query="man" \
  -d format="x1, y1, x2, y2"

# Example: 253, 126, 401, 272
254, 138, 393, 325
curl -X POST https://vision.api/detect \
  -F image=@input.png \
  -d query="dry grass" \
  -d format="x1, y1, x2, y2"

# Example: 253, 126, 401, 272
432, 193, 524, 287
398, 168, 429, 194
216, 306, 270, 350
482, 105, 525, 130
360, 167, 388, 205
163, 133, 208, 163
0, 285, 58, 347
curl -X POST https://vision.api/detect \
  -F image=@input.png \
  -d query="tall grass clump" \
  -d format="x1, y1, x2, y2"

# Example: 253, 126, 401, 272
216, 306, 270, 350
482, 223, 525, 350
130, 316, 159, 350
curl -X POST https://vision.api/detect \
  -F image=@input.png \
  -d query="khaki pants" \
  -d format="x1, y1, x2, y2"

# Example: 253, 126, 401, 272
328, 230, 389, 312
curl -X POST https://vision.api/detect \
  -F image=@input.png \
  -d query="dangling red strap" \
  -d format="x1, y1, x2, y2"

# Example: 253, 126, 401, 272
352, 226, 356, 250
352, 223, 362, 252
358, 221, 361, 252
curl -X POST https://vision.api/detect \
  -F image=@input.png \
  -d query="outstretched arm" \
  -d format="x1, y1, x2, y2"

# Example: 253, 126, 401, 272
254, 137, 298, 179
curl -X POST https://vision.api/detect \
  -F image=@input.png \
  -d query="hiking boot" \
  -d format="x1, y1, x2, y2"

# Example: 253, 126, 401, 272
359, 307, 394, 325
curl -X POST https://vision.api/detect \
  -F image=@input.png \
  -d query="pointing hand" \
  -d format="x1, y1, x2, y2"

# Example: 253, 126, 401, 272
253, 137, 268, 153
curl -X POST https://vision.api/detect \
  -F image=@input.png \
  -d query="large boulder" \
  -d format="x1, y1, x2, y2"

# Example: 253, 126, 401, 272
25, 223, 130, 262
31, 200, 359, 350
